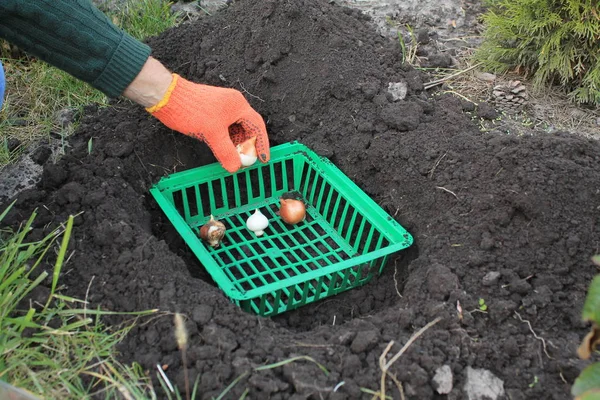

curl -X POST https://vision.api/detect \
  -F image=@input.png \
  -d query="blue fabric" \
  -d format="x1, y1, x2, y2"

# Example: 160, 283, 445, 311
0, 61, 5, 110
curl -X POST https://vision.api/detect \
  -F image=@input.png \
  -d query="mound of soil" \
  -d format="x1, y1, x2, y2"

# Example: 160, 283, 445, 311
4, 0, 600, 398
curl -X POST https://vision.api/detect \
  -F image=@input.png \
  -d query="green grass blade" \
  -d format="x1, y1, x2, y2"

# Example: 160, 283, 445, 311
0, 200, 16, 223
254, 355, 330, 376
47, 215, 74, 305
53, 308, 158, 316
214, 371, 249, 400
191, 375, 201, 400
238, 388, 250, 400
360, 387, 393, 399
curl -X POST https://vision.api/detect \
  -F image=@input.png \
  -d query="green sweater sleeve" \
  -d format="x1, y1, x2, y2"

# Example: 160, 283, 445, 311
0, 0, 151, 98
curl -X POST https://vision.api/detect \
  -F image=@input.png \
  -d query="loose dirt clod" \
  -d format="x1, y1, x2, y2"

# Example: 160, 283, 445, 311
3, 0, 600, 398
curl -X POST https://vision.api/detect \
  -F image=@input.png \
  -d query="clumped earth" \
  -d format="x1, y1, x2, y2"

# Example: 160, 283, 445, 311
4, 0, 600, 399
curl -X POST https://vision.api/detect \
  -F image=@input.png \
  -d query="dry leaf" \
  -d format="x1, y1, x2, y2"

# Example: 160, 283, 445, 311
577, 324, 600, 359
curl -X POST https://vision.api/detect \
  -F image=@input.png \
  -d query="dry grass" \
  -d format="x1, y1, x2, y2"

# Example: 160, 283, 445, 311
422, 46, 600, 139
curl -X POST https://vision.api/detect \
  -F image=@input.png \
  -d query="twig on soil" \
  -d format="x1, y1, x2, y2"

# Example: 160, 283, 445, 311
84, 275, 95, 319
514, 311, 553, 359
393, 260, 403, 298
378, 342, 396, 400
559, 372, 568, 384
384, 317, 442, 369
435, 186, 458, 199
134, 149, 149, 174
386, 372, 405, 400
377, 317, 442, 400
361, 387, 392, 400
238, 80, 265, 102
441, 90, 478, 105
428, 152, 447, 180
423, 63, 482, 90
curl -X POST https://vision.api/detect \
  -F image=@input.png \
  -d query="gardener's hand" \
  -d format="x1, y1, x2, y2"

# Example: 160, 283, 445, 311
124, 57, 269, 173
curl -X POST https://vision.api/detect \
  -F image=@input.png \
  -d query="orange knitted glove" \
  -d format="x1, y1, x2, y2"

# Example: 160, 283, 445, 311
147, 74, 270, 172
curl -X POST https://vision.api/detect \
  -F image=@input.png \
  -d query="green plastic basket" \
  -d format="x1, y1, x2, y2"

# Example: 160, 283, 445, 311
150, 141, 413, 316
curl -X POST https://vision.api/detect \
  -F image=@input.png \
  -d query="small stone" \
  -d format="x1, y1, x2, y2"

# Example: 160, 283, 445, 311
482, 271, 501, 286
387, 81, 408, 101
433, 365, 453, 394
464, 367, 505, 400
475, 72, 496, 82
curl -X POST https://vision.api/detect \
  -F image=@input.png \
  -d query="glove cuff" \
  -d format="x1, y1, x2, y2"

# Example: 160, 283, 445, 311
146, 73, 180, 113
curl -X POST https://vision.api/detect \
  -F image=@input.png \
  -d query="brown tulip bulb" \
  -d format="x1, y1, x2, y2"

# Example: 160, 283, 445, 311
279, 198, 306, 225
199, 215, 226, 247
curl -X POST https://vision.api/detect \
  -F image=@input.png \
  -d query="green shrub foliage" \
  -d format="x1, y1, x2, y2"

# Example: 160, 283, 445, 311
476, 0, 600, 105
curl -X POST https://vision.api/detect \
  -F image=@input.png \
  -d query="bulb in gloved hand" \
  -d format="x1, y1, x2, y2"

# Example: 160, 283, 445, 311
237, 136, 258, 167
199, 215, 226, 247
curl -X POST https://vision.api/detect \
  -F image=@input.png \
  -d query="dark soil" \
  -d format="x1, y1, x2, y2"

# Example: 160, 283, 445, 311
4, 0, 600, 398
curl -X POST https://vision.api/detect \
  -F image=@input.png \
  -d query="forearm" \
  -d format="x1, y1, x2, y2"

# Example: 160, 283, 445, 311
0, 0, 150, 98
123, 57, 173, 108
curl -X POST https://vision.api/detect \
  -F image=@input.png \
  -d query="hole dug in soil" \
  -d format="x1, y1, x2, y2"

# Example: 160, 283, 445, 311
3, 0, 600, 399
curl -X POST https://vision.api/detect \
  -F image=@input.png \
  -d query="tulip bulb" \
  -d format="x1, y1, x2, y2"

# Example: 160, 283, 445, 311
199, 215, 226, 247
279, 198, 306, 225
237, 137, 258, 167
246, 209, 269, 236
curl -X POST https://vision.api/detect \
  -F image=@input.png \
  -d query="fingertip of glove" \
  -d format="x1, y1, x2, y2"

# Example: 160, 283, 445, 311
259, 153, 270, 163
